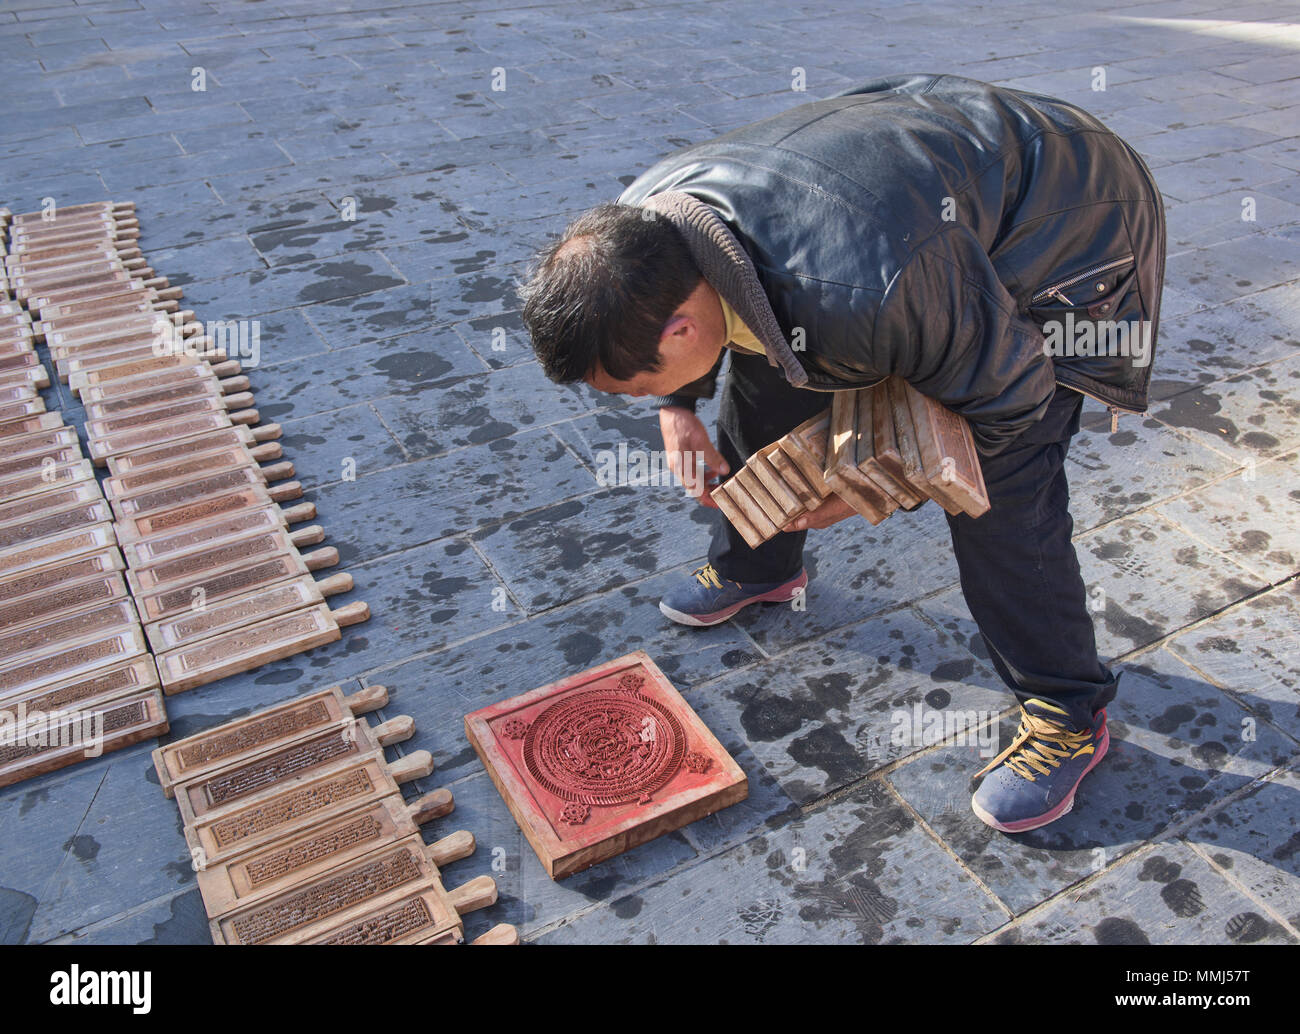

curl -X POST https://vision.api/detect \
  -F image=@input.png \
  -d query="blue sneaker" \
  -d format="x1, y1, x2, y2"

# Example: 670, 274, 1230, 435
658, 563, 808, 627
970, 698, 1109, 833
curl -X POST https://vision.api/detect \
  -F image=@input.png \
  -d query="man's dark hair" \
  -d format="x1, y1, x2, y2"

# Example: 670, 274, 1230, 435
520, 202, 701, 384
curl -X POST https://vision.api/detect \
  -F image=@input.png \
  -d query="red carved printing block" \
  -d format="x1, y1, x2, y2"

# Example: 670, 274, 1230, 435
465, 650, 748, 880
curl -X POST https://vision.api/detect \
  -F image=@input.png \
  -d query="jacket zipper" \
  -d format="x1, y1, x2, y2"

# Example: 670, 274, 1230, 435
1031, 254, 1135, 306
1057, 378, 1136, 432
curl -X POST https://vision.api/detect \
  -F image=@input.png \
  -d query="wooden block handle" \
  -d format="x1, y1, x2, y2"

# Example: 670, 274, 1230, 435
388, 750, 433, 784
408, 787, 454, 824
229, 407, 259, 426
123, 257, 147, 270
472, 924, 520, 946
344, 684, 388, 714
222, 391, 255, 410
315, 572, 353, 597
249, 441, 282, 462
426, 829, 475, 868
267, 479, 302, 502
114, 217, 140, 230
331, 600, 369, 627
141, 276, 168, 288
153, 287, 182, 301
116, 228, 140, 240
446, 875, 497, 916
156, 299, 180, 312
259, 460, 295, 482
251, 422, 281, 441
177, 309, 196, 322
303, 545, 338, 571
219, 375, 250, 393
371, 714, 413, 747
288, 523, 324, 547
210, 359, 241, 377
280, 501, 315, 523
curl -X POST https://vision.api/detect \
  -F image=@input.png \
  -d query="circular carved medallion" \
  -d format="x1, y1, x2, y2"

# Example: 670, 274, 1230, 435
523, 685, 686, 807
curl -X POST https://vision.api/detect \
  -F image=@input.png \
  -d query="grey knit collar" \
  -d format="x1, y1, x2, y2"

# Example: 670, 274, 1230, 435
639, 191, 810, 388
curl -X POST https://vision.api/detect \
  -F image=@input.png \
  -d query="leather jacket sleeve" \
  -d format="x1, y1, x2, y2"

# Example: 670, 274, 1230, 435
873, 223, 1057, 455
651, 349, 727, 411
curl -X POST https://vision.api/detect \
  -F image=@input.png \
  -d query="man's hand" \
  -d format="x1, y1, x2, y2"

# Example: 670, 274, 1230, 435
659, 406, 729, 508
782, 494, 857, 532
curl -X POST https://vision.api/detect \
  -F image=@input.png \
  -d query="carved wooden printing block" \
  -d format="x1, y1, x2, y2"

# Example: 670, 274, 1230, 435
153, 685, 388, 797
466, 650, 748, 879
711, 378, 990, 548
182, 753, 435, 867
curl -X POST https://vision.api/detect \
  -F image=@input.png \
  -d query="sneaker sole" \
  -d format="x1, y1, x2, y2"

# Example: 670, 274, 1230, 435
971, 723, 1110, 834
658, 574, 808, 628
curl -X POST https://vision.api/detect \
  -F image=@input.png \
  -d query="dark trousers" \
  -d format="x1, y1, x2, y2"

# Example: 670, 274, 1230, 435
708, 350, 1117, 731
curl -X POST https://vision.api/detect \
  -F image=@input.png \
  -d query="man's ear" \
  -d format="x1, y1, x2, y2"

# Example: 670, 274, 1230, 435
660, 314, 692, 341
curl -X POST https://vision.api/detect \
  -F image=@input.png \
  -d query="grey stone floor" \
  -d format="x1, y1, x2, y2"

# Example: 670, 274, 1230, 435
1, 0, 1297, 945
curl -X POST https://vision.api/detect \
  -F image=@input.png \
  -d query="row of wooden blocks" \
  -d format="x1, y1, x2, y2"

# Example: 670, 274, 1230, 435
1, 205, 170, 790
711, 376, 991, 548
1, 200, 370, 704
153, 684, 517, 944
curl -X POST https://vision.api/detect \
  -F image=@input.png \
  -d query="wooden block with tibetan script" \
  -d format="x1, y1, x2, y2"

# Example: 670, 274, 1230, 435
119, 508, 319, 569
172, 717, 414, 826
0, 523, 117, 580
182, 752, 438, 867
879, 378, 942, 510
465, 650, 747, 880
152, 684, 388, 797
113, 491, 314, 544
305, 873, 500, 945
0, 689, 167, 790
854, 385, 925, 509
197, 812, 472, 919
823, 388, 894, 524
143, 573, 353, 652
154, 601, 369, 694
0, 655, 159, 714
898, 378, 990, 518
208, 837, 476, 945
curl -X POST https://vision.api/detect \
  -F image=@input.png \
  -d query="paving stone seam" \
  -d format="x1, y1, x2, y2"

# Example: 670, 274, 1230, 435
1154, 501, 1298, 588
43, 885, 196, 945
873, 771, 1017, 927
363, 398, 415, 462
36, 764, 112, 929
1182, 836, 1300, 941
463, 534, 528, 615
1159, 639, 1300, 750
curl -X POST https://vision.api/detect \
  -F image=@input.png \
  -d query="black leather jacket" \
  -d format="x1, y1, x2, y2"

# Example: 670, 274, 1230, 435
619, 73, 1166, 455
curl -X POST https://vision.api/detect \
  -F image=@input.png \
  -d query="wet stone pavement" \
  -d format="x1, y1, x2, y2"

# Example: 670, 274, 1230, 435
0, 0, 1297, 945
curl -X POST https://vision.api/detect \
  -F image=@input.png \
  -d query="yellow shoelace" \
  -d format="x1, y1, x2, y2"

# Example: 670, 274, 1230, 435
974, 708, 1093, 783
693, 563, 725, 590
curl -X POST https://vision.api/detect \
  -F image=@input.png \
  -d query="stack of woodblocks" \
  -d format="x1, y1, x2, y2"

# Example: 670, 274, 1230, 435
5, 199, 371, 694
154, 685, 517, 944
0, 207, 168, 789
712, 376, 990, 548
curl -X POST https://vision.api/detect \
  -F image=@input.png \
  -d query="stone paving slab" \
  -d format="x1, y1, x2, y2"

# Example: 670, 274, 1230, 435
539, 780, 1009, 944
889, 655, 1296, 916
1166, 582, 1300, 740
1150, 354, 1300, 461
307, 423, 595, 567
987, 841, 1295, 944
1065, 409, 1238, 532
1184, 762, 1300, 930
1157, 450, 1300, 585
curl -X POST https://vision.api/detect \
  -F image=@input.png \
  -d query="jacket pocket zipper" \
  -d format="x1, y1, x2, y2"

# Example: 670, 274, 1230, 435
1031, 254, 1135, 306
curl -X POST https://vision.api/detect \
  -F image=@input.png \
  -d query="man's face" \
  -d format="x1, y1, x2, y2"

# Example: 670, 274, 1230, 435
585, 280, 727, 398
